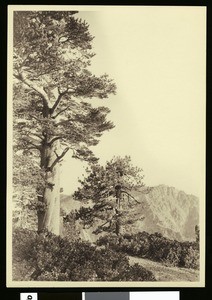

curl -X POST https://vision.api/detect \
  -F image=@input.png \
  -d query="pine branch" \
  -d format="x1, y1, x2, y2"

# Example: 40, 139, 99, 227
32, 66, 59, 78
98, 219, 111, 228
52, 105, 71, 119
24, 146, 39, 152
122, 186, 132, 191
72, 148, 98, 163
21, 130, 44, 142
94, 216, 115, 234
18, 53, 31, 68
29, 133, 43, 140
121, 191, 141, 203
50, 88, 68, 113
13, 73, 49, 106
23, 135, 42, 145
29, 114, 42, 123
55, 118, 72, 127
48, 147, 69, 171
48, 136, 62, 146
22, 139, 41, 151
93, 202, 113, 212
101, 220, 111, 227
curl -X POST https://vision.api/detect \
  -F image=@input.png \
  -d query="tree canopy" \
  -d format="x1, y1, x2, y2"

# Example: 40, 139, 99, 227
13, 11, 116, 162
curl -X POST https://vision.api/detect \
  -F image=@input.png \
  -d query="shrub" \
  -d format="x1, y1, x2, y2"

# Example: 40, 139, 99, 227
13, 228, 38, 280
97, 231, 199, 270
165, 245, 182, 266
12, 228, 156, 281
117, 263, 156, 281
179, 242, 200, 269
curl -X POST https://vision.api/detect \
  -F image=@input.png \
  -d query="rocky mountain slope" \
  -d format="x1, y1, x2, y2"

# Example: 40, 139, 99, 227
130, 185, 199, 241
61, 184, 199, 242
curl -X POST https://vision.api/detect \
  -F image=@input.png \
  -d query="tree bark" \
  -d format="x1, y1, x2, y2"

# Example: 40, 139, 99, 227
37, 140, 61, 235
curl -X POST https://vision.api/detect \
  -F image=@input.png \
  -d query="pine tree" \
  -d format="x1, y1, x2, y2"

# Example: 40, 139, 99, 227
13, 11, 116, 234
74, 156, 148, 237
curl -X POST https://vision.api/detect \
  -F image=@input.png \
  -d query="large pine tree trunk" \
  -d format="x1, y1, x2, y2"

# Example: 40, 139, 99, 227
37, 140, 61, 235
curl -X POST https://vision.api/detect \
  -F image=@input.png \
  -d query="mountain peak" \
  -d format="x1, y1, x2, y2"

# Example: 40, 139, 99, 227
129, 185, 199, 241
153, 184, 198, 198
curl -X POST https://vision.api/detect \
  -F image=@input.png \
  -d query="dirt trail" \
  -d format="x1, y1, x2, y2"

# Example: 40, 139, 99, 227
128, 256, 199, 282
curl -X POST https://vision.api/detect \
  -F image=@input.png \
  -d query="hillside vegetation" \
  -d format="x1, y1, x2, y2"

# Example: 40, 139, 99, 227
12, 228, 156, 281
13, 185, 200, 282
97, 232, 199, 269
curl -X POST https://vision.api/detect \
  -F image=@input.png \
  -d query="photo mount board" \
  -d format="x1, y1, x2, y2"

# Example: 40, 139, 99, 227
6, 4, 206, 288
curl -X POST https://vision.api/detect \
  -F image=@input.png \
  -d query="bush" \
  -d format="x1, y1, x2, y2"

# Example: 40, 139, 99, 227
13, 228, 38, 280
12, 228, 156, 281
180, 242, 199, 269
97, 231, 199, 270
117, 263, 156, 281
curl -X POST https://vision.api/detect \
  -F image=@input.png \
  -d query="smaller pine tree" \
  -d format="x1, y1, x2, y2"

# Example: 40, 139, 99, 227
74, 156, 149, 236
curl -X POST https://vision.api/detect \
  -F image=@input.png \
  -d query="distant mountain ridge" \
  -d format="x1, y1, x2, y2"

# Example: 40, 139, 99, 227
130, 185, 199, 241
60, 184, 199, 242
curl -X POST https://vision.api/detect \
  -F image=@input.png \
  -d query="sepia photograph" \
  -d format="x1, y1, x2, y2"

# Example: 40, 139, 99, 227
7, 5, 206, 287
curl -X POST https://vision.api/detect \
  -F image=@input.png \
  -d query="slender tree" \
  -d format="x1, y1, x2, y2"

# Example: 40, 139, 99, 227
74, 156, 148, 237
13, 11, 116, 234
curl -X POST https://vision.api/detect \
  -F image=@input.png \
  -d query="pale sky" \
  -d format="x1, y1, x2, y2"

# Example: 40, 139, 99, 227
60, 7, 206, 197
